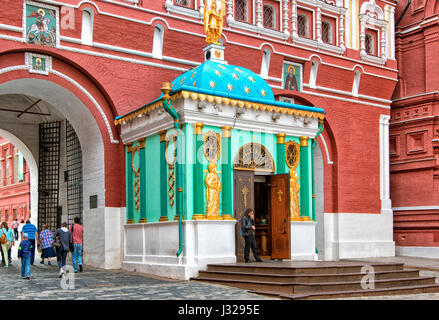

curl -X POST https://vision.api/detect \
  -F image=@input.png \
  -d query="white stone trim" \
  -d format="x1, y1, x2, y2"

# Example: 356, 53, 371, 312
393, 206, 439, 211
379, 114, 391, 214
318, 134, 333, 165
51, 69, 119, 144
396, 247, 439, 260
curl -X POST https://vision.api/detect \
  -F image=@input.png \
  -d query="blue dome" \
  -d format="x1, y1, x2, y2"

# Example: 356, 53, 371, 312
170, 60, 275, 104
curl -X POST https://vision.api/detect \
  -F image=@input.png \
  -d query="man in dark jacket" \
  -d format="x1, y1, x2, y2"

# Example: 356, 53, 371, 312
240, 208, 263, 263
18, 233, 32, 280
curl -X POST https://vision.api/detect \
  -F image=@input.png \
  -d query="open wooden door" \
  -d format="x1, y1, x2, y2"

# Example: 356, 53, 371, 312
270, 174, 291, 259
234, 170, 254, 262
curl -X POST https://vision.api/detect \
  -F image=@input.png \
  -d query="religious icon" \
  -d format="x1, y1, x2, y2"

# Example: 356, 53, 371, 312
205, 162, 222, 219
283, 63, 301, 91
203, 0, 226, 44
33, 58, 43, 71
26, 4, 57, 48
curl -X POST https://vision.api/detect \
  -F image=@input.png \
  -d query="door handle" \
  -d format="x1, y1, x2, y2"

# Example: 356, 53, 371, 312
281, 218, 286, 234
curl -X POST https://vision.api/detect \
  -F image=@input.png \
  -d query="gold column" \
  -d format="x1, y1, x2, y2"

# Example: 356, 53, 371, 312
221, 126, 234, 220
299, 136, 309, 147
159, 130, 169, 222
193, 123, 206, 220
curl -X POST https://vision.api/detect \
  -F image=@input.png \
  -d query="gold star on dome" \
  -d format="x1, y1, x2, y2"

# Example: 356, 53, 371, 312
193, 81, 197, 86
260, 89, 267, 97
215, 70, 222, 77
232, 73, 239, 80
244, 86, 250, 94
218, 65, 226, 70
248, 76, 255, 83
235, 68, 243, 73
180, 77, 186, 84
227, 83, 234, 91
191, 72, 196, 79
209, 80, 216, 88
171, 82, 175, 88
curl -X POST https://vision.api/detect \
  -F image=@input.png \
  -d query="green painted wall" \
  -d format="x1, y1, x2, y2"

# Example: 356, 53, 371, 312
144, 134, 161, 222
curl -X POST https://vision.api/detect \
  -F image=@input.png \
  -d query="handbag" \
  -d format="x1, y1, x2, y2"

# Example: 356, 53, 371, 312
0, 233, 6, 245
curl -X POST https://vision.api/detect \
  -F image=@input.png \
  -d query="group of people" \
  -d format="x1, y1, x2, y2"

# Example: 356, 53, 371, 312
0, 217, 84, 279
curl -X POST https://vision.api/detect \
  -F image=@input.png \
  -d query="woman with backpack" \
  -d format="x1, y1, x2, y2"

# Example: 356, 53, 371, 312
0, 221, 14, 268
240, 208, 263, 263
55, 222, 71, 278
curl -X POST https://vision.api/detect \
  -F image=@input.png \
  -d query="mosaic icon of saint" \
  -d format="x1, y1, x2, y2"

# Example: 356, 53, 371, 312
284, 66, 298, 91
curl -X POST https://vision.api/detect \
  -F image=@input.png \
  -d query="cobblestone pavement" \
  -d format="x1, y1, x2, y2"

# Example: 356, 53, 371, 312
0, 254, 274, 300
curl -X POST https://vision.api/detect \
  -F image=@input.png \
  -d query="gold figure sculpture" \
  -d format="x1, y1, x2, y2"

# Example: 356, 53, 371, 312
203, 0, 225, 45
285, 141, 301, 221
205, 162, 222, 219
289, 169, 301, 220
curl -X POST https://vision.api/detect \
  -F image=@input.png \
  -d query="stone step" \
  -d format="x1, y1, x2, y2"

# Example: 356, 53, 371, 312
249, 284, 439, 300
192, 276, 437, 294
195, 269, 421, 283
205, 262, 405, 275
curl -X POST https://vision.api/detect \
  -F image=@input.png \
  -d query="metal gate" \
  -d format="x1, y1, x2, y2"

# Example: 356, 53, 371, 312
66, 121, 83, 225
38, 121, 61, 233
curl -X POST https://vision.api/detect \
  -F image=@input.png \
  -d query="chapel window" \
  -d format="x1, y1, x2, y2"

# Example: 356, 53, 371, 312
235, 0, 248, 22
175, 0, 190, 7
263, 5, 275, 28
321, 21, 332, 44
297, 15, 308, 37
365, 34, 373, 55
81, 9, 93, 45
5, 149, 9, 186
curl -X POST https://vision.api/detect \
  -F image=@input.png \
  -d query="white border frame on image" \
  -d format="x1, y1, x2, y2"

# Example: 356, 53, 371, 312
25, 52, 52, 76
22, 0, 61, 48
281, 61, 303, 92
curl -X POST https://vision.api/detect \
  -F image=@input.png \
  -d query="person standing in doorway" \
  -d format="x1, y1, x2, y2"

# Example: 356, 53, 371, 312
17, 233, 32, 280
21, 220, 38, 265
70, 217, 84, 273
12, 219, 19, 241
39, 224, 55, 265
55, 222, 71, 278
240, 208, 263, 263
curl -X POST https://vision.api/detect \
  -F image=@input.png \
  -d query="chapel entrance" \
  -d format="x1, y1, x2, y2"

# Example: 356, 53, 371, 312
233, 143, 291, 262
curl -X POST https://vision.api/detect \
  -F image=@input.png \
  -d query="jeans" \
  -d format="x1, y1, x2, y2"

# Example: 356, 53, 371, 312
13, 228, 18, 241
21, 256, 31, 278
56, 248, 68, 269
244, 234, 261, 262
29, 239, 36, 265
72, 243, 83, 272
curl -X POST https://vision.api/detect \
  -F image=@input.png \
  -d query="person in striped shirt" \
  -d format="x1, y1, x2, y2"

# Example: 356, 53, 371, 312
21, 220, 38, 265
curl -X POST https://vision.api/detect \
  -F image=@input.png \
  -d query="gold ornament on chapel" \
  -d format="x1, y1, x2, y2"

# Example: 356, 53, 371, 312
285, 141, 301, 221
203, 131, 222, 219
204, 0, 226, 44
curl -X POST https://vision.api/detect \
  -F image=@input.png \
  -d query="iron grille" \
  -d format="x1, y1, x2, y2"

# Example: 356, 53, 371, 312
235, 0, 247, 22
365, 34, 374, 55
322, 21, 331, 44
175, 0, 190, 6
66, 121, 83, 226
263, 5, 274, 28
38, 121, 60, 233
298, 15, 308, 37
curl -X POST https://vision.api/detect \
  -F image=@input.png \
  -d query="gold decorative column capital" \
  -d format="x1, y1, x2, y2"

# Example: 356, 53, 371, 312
194, 123, 204, 135
276, 133, 286, 144
299, 136, 309, 147
221, 126, 232, 138
158, 130, 167, 142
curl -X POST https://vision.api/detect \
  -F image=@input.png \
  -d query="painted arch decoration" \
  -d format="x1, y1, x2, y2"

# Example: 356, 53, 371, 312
233, 143, 275, 172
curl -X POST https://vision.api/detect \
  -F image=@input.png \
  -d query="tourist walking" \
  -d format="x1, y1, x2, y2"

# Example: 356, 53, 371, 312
12, 219, 19, 241
39, 224, 55, 265
240, 208, 263, 263
55, 222, 71, 278
70, 217, 84, 273
21, 220, 38, 265
0, 222, 14, 268
18, 233, 32, 280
